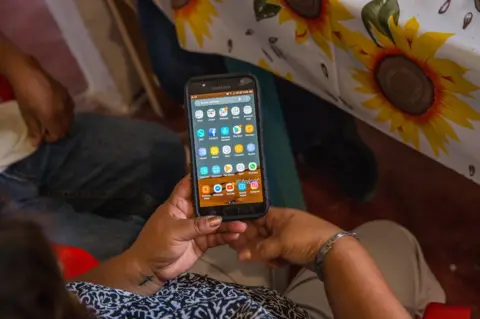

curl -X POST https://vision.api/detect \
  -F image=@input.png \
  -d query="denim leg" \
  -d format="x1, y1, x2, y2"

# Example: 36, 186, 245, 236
137, 0, 227, 102
0, 113, 185, 259
0, 195, 142, 261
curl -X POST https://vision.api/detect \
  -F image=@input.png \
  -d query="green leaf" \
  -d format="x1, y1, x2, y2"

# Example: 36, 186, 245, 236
254, 0, 281, 21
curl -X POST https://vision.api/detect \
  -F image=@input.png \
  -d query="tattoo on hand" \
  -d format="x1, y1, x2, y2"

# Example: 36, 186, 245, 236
139, 275, 155, 286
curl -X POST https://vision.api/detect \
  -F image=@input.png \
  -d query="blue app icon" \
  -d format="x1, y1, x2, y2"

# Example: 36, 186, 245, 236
196, 129, 205, 138
212, 165, 221, 175
200, 166, 208, 175
213, 184, 222, 193
247, 143, 256, 152
198, 148, 207, 157
238, 182, 247, 191
208, 128, 217, 137
221, 126, 230, 136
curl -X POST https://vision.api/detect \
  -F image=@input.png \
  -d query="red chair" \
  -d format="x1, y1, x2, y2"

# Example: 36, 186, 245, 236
53, 244, 99, 280
423, 303, 471, 319
0, 75, 15, 102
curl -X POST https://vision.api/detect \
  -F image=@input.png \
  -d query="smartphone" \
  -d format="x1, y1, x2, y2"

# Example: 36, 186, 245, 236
185, 74, 269, 221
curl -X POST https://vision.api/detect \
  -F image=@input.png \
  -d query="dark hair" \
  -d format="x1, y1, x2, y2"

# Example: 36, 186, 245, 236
0, 218, 91, 319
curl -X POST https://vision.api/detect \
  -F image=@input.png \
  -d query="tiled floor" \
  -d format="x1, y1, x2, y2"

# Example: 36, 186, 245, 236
137, 107, 479, 316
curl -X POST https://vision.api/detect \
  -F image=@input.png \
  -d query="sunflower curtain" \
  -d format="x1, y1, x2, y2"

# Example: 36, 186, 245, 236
155, 0, 480, 184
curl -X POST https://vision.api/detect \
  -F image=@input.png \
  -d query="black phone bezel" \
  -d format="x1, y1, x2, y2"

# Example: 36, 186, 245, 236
185, 73, 269, 221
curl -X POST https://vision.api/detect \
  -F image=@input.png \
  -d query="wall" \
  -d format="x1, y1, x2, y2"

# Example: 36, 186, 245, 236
73, 0, 141, 105
0, 0, 87, 95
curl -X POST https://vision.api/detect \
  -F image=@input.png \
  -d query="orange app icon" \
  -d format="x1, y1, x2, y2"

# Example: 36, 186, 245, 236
245, 124, 255, 134
202, 185, 211, 194
234, 144, 244, 153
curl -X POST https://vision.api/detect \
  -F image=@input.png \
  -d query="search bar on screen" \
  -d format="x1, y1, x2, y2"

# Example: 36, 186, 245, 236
194, 95, 251, 106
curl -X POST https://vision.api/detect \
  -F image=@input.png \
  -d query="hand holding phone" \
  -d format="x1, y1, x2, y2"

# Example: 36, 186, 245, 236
186, 74, 268, 221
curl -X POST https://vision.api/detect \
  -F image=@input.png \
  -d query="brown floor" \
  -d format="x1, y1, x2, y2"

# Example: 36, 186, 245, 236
137, 108, 480, 316
305, 121, 480, 316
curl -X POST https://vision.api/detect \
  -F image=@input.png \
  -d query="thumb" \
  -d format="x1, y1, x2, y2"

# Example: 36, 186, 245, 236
174, 216, 223, 241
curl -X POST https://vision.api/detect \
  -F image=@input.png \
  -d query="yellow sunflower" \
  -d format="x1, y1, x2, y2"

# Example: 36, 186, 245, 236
258, 59, 293, 81
268, 0, 354, 60
172, 0, 223, 47
347, 17, 480, 156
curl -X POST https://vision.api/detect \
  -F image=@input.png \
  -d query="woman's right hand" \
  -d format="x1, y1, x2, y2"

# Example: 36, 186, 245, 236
229, 207, 343, 269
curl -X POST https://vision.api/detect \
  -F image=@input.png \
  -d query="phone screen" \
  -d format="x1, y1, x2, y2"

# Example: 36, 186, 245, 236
190, 89, 264, 208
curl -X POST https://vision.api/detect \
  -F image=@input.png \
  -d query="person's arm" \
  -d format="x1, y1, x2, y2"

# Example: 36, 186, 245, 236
320, 237, 409, 319
72, 249, 163, 296
71, 176, 247, 297
0, 32, 33, 78
234, 208, 411, 319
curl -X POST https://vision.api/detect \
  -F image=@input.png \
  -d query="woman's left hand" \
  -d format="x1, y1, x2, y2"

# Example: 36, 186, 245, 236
128, 176, 247, 283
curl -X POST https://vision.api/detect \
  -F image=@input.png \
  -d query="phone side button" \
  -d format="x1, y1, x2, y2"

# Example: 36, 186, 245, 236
223, 207, 239, 216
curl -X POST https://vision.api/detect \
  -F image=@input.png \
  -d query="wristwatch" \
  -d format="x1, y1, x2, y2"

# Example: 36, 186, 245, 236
314, 231, 358, 281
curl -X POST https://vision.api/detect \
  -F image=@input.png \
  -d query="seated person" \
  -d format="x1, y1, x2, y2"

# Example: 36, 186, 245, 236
136, 0, 378, 201
0, 176, 445, 319
0, 33, 185, 260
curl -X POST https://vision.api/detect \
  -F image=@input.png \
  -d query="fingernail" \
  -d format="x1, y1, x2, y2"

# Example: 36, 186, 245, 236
208, 216, 222, 227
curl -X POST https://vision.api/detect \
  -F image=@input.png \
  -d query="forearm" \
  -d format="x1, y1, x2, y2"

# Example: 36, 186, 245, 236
71, 249, 163, 296
323, 238, 410, 319
0, 32, 31, 78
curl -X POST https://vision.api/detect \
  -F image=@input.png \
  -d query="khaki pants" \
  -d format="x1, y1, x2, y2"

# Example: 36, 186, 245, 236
189, 221, 446, 318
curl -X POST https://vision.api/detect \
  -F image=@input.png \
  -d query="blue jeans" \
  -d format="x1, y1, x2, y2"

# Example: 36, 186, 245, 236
0, 113, 185, 260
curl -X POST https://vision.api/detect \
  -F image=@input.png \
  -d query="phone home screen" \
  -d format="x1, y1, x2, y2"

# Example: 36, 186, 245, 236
190, 89, 264, 207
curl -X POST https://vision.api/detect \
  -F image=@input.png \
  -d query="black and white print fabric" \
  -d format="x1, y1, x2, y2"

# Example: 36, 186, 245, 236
67, 273, 310, 318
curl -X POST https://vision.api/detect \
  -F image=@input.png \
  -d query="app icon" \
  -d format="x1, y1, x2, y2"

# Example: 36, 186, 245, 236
243, 105, 253, 115
236, 163, 245, 172
231, 106, 240, 116
245, 124, 255, 134
250, 180, 259, 190
226, 183, 235, 192
234, 144, 244, 153
202, 185, 211, 194
222, 145, 231, 154
212, 165, 221, 175
210, 146, 219, 156
207, 109, 216, 118
219, 107, 229, 117
221, 126, 230, 136
198, 148, 207, 157
233, 125, 242, 134
224, 164, 233, 173
246, 143, 256, 152
238, 182, 247, 191
213, 184, 222, 193
195, 110, 204, 119
208, 128, 217, 137
249, 162, 257, 171
196, 129, 205, 138
200, 166, 208, 175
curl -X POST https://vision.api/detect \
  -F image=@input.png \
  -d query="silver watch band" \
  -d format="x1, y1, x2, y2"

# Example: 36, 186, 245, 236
314, 231, 358, 281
